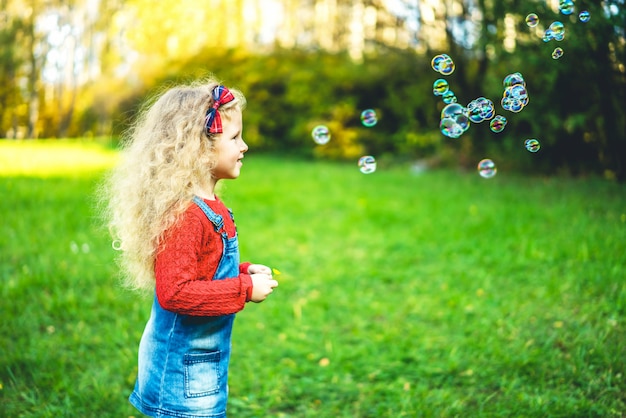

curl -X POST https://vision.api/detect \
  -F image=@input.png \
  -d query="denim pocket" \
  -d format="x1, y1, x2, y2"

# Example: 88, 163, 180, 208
183, 351, 221, 398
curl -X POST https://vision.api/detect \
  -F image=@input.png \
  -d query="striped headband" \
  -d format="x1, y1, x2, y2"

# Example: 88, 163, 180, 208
204, 85, 235, 135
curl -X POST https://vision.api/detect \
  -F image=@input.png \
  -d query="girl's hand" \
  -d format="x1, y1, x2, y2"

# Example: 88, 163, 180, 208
248, 264, 272, 275
250, 273, 278, 303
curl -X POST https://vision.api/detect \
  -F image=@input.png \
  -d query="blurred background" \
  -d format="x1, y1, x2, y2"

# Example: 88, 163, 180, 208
1, 0, 625, 179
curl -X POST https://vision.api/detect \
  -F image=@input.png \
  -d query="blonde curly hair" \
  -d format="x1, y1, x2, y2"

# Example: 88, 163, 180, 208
101, 77, 246, 291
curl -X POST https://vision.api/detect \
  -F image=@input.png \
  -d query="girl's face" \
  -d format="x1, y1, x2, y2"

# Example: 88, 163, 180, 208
211, 109, 248, 181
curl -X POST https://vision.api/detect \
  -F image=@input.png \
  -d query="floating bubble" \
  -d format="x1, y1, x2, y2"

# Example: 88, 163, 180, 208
440, 118, 462, 138
360, 109, 378, 127
508, 84, 528, 101
559, 0, 575, 15
358, 155, 377, 174
525, 14, 539, 26
543, 29, 554, 42
502, 97, 525, 113
440, 103, 470, 138
526, 13, 539, 27
489, 115, 507, 133
431, 54, 455, 75
311, 125, 331, 145
438, 60, 455, 75
525, 138, 541, 152
503, 72, 525, 88
549, 21, 565, 38
442, 90, 457, 104
433, 79, 449, 96
112, 239, 123, 251
579, 10, 590, 22
552, 47, 564, 59
441, 103, 466, 121
477, 159, 497, 179
431, 54, 446, 71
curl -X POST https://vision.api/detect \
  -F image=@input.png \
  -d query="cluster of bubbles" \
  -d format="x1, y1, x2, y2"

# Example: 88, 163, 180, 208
544, 21, 565, 42
468, 97, 495, 123
429, 52, 543, 179
311, 109, 380, 174
439, 103, 470, 139
431, 54, 455, 75
315, 46, 548, 178
432, 79, 458, 104
527, 2, 590, 60
466, 97, 509, 134
311, 4, 589, 180
431, 55, 467, 139
501, 72, 529, 113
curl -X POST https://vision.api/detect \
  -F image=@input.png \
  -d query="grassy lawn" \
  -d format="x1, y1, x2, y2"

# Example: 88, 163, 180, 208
1, 141, 625, 417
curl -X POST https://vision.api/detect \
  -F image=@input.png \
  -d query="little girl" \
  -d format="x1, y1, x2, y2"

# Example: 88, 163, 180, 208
102, 77, 278, 417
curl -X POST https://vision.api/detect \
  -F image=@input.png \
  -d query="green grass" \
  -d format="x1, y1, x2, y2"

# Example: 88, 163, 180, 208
1, 141, 625, 417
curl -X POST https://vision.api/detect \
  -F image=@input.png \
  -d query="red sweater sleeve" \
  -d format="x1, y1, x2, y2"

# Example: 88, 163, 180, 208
155, 204, 253, 316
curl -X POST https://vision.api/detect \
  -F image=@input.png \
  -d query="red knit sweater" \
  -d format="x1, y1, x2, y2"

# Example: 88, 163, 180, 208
154, 196, 253, 316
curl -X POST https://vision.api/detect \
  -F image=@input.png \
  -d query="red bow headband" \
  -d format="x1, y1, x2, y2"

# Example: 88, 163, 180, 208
204, 85, 235, 135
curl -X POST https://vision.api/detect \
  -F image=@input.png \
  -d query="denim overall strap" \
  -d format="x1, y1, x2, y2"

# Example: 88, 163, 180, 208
192, 196, 224, 233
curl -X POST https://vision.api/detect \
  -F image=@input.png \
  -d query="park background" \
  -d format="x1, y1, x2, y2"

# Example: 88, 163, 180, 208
1, 0, 626, 416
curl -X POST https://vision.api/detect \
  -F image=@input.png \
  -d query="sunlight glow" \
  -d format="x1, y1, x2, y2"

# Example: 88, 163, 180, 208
0, 141, 118, 177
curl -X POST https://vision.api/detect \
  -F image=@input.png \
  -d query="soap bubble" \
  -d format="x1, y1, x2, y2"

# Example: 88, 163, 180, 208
552, 47, 564, 59
442, 90, 458, 104
440, 103, 470, 138
549, 21, 565, 38
431, 54, 455, 75
579, 10, 590, 22
525, 138, 541, 152
559, 0, 575, 15
489, 115, 507, 133
526, 13, 539, 27
503, 72, 525, 88
311, 125, 331, 145
438, 59, 455, 75
360, 109, 378, 127
468, 97, 495, 123
501, 73, 529, 113
358, 155, 377, 174
477, 159, 497, 178
509, 85, 529, 102
431, 54, 446, 71
543, 29, 554, 42
433, 79, 450, 96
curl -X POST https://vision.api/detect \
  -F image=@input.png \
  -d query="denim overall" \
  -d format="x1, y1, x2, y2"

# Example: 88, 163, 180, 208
130, 196, 239, 418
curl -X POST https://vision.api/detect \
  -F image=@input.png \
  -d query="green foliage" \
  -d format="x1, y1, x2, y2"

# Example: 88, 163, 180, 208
2, 1, 625, 178
1, 143, 625, 417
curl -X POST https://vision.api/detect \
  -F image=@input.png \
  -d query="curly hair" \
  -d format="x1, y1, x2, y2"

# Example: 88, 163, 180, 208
100, 77, 246, 291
